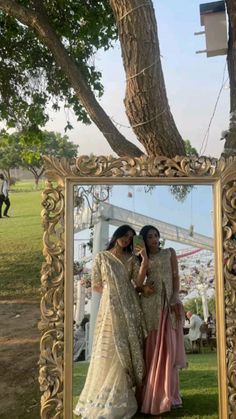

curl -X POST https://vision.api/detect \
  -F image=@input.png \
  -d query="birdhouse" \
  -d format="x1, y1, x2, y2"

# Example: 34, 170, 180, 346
195, 1, 228, 57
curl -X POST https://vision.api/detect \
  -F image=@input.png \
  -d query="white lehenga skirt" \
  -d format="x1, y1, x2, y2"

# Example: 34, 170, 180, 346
74, 292, 138, 419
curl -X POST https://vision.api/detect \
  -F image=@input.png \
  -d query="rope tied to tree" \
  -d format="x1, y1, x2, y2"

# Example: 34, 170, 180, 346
102, 108, 168, 134
131, 108, 168, 128
126, 59, 159, 81
118, 2, 152, 22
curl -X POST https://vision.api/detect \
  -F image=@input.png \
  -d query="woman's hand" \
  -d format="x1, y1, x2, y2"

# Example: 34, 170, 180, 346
170, 292, 182, 320
137, 246, 148, 266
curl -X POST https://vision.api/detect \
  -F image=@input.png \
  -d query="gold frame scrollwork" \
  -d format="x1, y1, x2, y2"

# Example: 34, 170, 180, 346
39, 155, 236, 419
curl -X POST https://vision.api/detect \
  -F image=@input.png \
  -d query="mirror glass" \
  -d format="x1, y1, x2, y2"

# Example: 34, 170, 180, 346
72, 184, 218, 418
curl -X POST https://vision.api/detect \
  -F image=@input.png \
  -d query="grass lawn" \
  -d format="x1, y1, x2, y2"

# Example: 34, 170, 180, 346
0, 184, 44, 299
73, 352, 218, 419
0, 181, 44, 419
10, 179, 44, 192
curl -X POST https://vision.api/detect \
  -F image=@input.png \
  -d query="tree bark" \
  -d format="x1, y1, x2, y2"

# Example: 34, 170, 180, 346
109, 0, 186, 157
224, 0, 236, 157
0, 0, 143, 157
27, 165, 44, 188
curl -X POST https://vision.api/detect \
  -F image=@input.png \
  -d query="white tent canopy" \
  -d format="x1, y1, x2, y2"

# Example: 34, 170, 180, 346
75, 201, 213, 250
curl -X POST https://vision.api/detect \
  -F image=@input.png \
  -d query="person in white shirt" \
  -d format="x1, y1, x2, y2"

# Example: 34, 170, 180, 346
184, 311, 203, 351
0, 174, 5, 218
0, 174, 10, 218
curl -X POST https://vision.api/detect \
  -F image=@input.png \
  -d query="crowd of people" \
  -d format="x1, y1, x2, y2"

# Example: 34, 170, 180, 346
74, 224, 188, 419
0, 174, 10, 218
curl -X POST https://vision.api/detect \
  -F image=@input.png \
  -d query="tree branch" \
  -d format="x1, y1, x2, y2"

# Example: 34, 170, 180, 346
0, 0, 143, 157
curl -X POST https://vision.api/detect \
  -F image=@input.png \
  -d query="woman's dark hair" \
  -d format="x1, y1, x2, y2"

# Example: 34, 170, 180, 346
106, 224, 136, 253
139, 225, 160, 257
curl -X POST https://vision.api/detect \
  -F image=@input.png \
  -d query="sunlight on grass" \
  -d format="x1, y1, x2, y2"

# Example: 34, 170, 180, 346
72, 352, 218, 419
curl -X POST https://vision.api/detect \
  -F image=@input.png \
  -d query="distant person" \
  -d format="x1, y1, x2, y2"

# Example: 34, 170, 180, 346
74, 317, 89, 362
0, 174, 10, 218
184, 311, 203, 351
184, 312, 190, 327
0, 174, 4, 218
183, 312, 190, 334
207, 315, 214, 338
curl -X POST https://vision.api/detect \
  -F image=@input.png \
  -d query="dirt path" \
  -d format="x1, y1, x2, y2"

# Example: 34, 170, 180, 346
0, 300, 41, 419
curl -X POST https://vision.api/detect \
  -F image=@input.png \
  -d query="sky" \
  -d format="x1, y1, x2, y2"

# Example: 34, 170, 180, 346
74, 184, 214, 258
46, 0, 229, 158
108, 184, 213, 240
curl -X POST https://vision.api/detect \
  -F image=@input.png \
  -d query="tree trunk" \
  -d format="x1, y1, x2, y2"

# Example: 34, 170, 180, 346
109, 0, 186, 157
0, 0, 143, 157
4, 168, 10, 181
224, 0, 236, 157
27, 165, 44, 189
35, 176, 39, 189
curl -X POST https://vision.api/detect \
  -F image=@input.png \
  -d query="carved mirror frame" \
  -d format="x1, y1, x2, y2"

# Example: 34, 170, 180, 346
39, 155, 236, 419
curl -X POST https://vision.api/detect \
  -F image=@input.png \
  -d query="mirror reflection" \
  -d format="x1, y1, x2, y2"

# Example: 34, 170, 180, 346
72, 184, 218, 418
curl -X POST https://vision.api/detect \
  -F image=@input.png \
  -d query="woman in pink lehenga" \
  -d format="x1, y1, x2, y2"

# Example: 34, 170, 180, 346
139, 225, 187, 416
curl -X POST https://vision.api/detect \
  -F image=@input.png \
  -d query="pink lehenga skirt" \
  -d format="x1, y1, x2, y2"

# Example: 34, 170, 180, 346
140, 307, 187, 415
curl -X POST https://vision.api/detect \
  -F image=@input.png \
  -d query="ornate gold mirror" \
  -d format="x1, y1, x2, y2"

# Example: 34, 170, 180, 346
39, 155, 236, 419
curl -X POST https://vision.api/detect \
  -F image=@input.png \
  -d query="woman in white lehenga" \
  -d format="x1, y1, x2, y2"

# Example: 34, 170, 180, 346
74, 225, 148, 419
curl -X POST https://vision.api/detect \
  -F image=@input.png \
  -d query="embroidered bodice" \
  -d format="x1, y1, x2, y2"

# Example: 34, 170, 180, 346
141, 248, 174, 332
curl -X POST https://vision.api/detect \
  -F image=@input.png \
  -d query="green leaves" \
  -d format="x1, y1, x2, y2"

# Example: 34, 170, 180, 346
0, 1, 117, 130
169, 185, 195, 203
184, 140, 198, 157
19, 129, 79, 165
0, 130, 22, 173
0, 129, 78, 183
